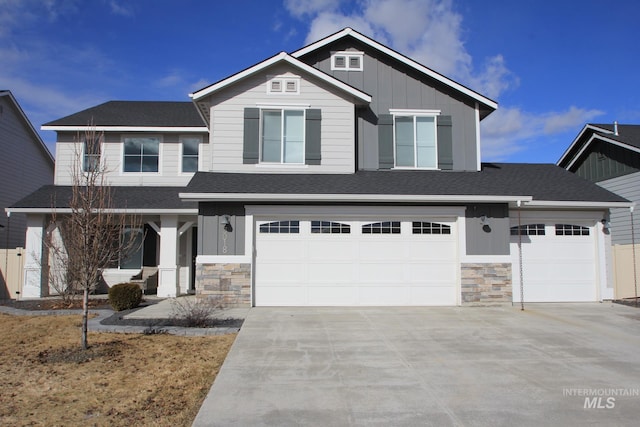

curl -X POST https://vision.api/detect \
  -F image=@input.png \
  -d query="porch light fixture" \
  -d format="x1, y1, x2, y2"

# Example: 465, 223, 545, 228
480, 214, 491, 233
221, 215, 233, 232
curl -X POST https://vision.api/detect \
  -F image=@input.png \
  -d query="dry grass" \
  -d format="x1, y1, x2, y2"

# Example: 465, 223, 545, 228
0, 313, 236, 426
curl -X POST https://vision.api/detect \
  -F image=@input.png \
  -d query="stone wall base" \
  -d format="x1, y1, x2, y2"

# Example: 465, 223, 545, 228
196, 263, 251, 308
461, 263, 512, 305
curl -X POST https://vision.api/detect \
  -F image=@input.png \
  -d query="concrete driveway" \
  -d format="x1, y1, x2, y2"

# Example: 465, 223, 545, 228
193, 304, 640, 426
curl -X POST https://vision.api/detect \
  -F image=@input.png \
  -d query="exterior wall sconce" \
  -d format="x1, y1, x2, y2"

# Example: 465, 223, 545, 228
221, 215, 233, 232
480, 214, 491, 233
601, 218, 610, 230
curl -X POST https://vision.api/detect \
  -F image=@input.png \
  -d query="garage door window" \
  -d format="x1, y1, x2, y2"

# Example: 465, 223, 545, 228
362, 221, 401, 234
412, 221, 451, 235
311, 221, 350, 234
259, 220, 300, 234
510, 224, 545, 236
555, 224, 589, 236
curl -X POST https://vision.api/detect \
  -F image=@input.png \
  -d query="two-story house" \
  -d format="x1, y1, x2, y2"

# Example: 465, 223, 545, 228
558, 123, 640, 299
9, 28, 630, 306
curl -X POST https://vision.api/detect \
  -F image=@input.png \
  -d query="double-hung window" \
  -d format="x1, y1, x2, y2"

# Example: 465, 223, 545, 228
392, 111, 438, 169
123, 137, 159, 172
83, 137, 101, 172
181, 137, 200, 173
261, 109, 305, 164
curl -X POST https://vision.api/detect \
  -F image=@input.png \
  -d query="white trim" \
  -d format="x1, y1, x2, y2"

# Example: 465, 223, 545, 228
475, 102, 481, 171
267, 76, 300, 95
256, 102, 310, 109
245, 204, 466, 217
189, 51, 372, 104
291, 28, 497, 111
523, 200, 633, 209
255, 164, 309, 170
389, 109, 441, 116
181, 193, 534, 203
41, 125, 208, 132
6, 208, 199, 214
331, 51, 364, 71
196, 255, 252, 264
557, 124, 615, 166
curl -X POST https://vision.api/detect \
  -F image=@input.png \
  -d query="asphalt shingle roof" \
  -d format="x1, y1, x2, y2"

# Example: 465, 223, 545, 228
184, 163, 628, 203
43, 101, 205, 128
10, 186, 197, 210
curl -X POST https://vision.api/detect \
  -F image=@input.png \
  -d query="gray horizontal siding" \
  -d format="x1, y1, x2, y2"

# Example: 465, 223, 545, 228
0, 96, 54, 248
599, 171, 640, 245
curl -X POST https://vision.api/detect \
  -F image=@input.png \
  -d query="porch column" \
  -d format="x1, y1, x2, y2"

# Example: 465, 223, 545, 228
22, 214, 46, 299
157, 214, 178, 297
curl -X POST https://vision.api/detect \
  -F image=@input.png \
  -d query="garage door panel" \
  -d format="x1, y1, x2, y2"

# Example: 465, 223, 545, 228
511, 220, 597, 303
256, 218, 458, 306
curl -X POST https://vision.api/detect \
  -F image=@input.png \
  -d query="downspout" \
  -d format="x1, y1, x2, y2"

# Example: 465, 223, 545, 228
631, 206, 638, 307
517, 200, 525, 311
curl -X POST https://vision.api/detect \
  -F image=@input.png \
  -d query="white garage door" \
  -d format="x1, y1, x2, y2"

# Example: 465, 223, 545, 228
510, 222, 597, 302
255, 218, 458, 306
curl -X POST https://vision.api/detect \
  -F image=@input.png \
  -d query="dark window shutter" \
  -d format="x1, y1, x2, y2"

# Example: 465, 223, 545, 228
305, 109, 321, 165
378, 114, 394, 169
437, 115, 453, 170
243, 108, 260, 164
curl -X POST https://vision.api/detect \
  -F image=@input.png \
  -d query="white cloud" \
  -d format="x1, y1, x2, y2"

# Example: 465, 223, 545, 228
108, 0, 134, 17
480, 106, 605, 161
284, 0, 341, 18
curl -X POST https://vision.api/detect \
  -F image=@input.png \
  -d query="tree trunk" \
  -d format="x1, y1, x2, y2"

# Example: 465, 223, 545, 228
81, 287, 89, 350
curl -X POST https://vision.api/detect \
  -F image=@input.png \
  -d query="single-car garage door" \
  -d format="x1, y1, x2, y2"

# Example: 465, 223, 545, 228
255, 218, 458, 306
510, 221, 597, 302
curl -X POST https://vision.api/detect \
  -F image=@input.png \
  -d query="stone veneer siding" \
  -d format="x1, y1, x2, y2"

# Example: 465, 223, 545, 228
461, 263, 512, 305
196, 263, 251, 307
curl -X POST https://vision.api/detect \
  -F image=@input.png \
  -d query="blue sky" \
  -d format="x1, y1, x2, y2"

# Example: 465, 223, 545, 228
2, 0, 639, 163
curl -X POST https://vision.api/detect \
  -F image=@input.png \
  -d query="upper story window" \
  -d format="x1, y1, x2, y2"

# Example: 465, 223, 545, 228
267, 77, 300, 95
123, 137, 159, 173
261, 109, 305, 164
83, 137, 101, 172
181, 137, 200, 173
391, 110, 439, 169
331, 51, 364, 71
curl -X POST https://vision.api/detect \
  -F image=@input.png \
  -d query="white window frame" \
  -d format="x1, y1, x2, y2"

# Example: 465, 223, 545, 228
331, 51, 364, 71
259, 107, 306, 165
179, 135, 201, 174
390, 109, 440, 170
267, 76, 300, 95
121, 135, 162, 174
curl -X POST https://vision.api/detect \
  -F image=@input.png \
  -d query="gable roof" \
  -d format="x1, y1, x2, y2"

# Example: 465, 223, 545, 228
41, 101, 207, 132
189, 51, 372, 103
291, 28, 498, 118
0, 90, 54, 164
557, 123, 640, 169
180, 163, 630, 208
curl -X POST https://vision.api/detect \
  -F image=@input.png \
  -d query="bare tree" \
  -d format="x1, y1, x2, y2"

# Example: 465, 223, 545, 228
45, 124, 142, 349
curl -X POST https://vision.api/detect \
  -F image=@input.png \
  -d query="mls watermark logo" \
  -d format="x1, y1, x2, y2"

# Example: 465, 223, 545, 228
563, 388, 639, 409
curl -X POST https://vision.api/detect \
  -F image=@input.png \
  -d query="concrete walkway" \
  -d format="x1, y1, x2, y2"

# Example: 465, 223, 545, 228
193, 303, 640, 426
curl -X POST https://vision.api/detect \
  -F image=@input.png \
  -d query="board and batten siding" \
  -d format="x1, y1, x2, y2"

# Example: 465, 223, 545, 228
0, 95, 54, 248
204, 63, 355, 174
599, 171, 640, 245
298, 40, 480, 171
54, 131, 208, 186
573, 140, 640, 182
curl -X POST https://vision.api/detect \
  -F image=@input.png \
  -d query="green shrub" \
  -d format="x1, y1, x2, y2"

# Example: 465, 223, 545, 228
108, 283, 142, 311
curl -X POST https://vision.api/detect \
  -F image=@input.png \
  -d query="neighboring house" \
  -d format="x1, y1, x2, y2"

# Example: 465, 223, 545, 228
558, 123, 640, 298
9, 28, 631, 306
0, 90, 55, 248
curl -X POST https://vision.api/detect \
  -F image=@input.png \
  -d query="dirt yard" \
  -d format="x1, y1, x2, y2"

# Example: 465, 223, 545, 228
0, 313, 236, 426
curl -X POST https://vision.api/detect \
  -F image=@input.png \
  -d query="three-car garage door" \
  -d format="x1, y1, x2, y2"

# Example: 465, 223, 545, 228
255, 218, 458, 306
